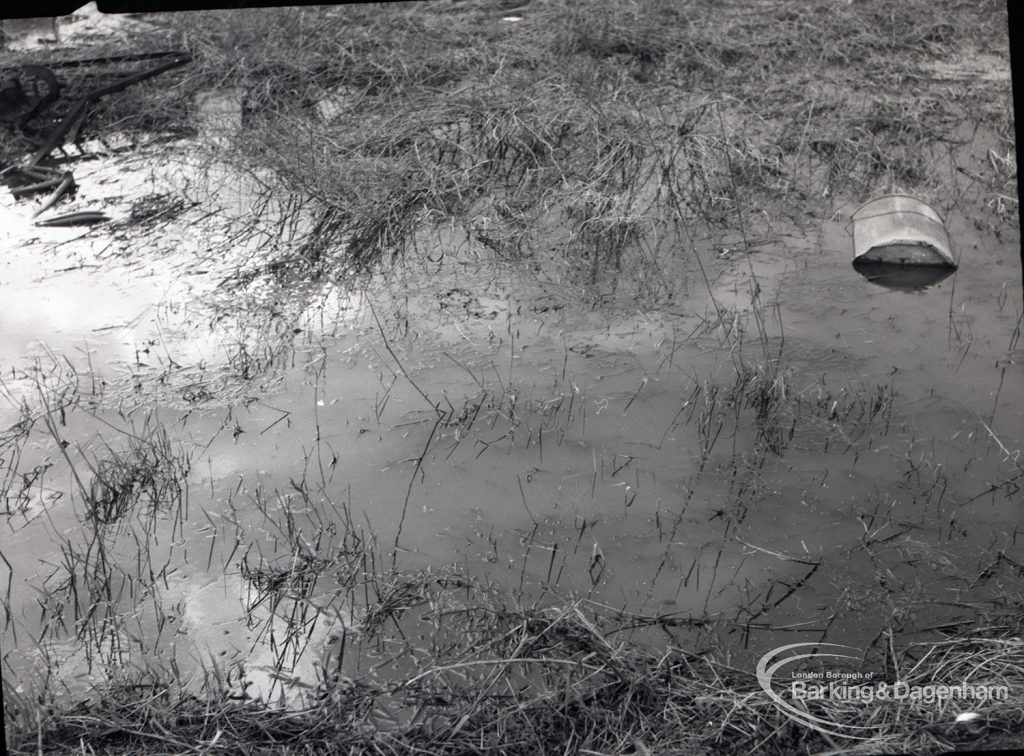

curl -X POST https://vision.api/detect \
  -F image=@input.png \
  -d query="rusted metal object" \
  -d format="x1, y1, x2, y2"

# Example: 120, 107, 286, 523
30, 171, 75, 217
4, 50, 192, 222
0, 65, 61, 123
26, 52, 192, 167
34, 210, 109, 227
851, 194, 956, 267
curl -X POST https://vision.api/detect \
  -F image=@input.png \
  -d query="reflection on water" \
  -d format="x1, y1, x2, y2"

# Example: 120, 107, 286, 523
1, 127, 1021, 709
853, 259, 956, 291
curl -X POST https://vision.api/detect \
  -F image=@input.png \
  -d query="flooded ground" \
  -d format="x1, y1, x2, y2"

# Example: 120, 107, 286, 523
2, 125, 1021, 708
1, 2, 1021, 749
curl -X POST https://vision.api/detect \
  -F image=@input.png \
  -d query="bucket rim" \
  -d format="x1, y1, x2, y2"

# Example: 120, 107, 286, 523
850, 193, 945, 224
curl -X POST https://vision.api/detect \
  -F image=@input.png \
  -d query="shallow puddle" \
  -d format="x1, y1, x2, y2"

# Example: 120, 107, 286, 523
1, 113, 1021, 709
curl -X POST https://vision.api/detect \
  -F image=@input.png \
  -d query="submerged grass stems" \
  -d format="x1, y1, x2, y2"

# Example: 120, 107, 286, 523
4, 344, 1021, 754
1, 1, 1018, 753
31, 410, 193, 667
7, 334, 992, 753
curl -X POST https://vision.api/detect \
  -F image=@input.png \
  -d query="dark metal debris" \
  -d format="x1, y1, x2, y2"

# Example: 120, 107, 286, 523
34, 210, 110, 227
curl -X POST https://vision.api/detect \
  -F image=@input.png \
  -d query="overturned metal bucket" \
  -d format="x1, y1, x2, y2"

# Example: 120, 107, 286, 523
851, 194, 956, 267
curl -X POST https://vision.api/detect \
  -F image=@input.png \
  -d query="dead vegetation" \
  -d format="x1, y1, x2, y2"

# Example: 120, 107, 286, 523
30, 0, 987, 295
1, 1, 1019, 753
2, 0, 1012, 298
5, 583, 1024, 754
4, 338, 1020, 753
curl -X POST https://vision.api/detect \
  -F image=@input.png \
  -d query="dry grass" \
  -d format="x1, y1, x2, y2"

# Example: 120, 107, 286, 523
81, 0, 1002, 288
1, 2, 1018, 753
2, 0, 1010, 294
5, 597, 1023, 754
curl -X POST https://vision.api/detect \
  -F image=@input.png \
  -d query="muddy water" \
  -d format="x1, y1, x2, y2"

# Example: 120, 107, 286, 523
704, 206, 1024, 643
2, 126, 1022, 707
